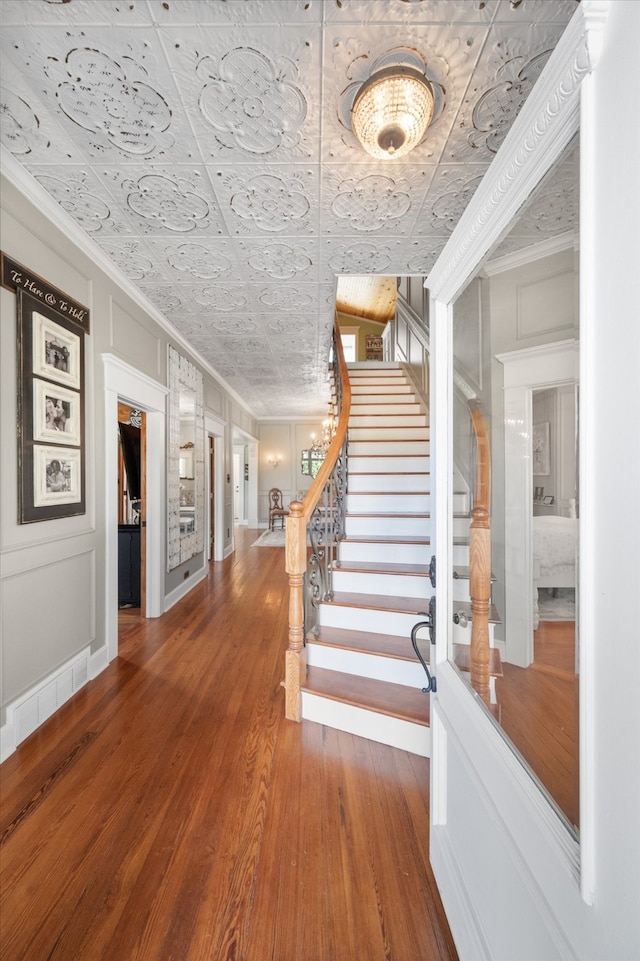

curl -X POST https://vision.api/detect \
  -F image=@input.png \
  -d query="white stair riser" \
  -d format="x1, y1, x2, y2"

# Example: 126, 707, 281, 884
450, 517, 471, 538
346, 492, 430, 513
348, 472, 430, 492
338, 540, 430, 565
301, 694, 430, 757
349, 414, 428, 429
350, 401, 423, 413
349, 426, 429, 441
347, 361, 406, 380
348, 440, 430, 457
454, 492, 471, 513
345, 514, 431, 537
348, 455, 429, 474
351, 384, 413, 395
452, 544, 470, 564
452, 578, 473, 603
307, 643, 425, 687
320, 604, 428, 636
332, 569, 430, 598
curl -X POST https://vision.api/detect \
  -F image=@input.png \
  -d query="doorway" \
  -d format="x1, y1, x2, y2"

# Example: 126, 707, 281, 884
209, 436, 215, 557
117, 404, 145, 614
233, 445, 249, 526
103, 354, 167, 663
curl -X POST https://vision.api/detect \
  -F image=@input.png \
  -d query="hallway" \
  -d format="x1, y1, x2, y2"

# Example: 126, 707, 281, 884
0, 527, 457, 961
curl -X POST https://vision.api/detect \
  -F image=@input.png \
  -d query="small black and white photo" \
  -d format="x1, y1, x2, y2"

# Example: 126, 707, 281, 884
32, 309, 81, 389
33, 445, 81, 507
45, 337, 70, 373
33, 379, 81, 445
45, 456, 71, 493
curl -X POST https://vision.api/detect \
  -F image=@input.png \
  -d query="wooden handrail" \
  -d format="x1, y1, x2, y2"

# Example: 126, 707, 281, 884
468, 400, 491, 705
284, 316, 351, 721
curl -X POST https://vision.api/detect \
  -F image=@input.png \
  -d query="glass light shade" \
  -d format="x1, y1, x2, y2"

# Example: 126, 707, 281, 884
351, 66, 434, 160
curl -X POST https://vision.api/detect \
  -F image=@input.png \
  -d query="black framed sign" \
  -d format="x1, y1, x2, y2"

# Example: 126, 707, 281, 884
2, 252, 90, 333
17, 290, 86, 522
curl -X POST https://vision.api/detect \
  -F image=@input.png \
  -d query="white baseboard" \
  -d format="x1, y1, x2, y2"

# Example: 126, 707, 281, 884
0, 642, 108, 764
90, 644, 110, 678
163, 564, 207, 612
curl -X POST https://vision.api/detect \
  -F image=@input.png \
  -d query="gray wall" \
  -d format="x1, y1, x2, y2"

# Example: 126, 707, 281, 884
0, 172, 258, 731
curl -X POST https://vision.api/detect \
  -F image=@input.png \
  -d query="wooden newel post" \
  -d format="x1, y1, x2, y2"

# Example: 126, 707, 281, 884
469, 403, 491, 706
285, 500, 307, 721
469, 509, 491, 704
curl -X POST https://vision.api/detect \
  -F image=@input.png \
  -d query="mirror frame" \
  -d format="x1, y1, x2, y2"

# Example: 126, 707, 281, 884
167, 345, 204, 571
426, 4, 608, 903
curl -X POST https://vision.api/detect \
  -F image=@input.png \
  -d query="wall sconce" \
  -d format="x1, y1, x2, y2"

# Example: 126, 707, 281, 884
267, 454, 280, 468
351, 65, 434, 160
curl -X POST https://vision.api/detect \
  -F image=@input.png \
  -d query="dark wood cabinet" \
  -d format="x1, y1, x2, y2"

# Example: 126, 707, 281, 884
118, 524, 140, 608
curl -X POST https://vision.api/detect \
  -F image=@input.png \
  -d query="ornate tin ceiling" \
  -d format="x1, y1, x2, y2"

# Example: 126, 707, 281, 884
0, 0, 579, 417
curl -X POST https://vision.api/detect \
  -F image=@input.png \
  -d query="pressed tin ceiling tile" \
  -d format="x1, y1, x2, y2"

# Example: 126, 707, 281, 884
0, 0, 579, 417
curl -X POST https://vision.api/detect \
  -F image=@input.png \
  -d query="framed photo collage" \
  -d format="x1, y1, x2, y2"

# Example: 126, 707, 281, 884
2, 253, 90, 523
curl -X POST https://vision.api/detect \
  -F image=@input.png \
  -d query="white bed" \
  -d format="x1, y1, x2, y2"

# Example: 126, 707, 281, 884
533, 515, 577, 627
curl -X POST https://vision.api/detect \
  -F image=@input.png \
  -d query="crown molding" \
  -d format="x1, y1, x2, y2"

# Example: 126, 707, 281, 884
0, 147, 258, 422
426, 4, 607, 305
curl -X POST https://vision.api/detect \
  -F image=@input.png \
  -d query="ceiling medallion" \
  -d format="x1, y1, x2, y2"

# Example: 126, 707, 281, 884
351, 65, 434, 160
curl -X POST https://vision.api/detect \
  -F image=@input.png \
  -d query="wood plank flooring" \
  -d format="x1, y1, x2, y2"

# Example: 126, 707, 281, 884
496, 620, 579, 830
0, 527, 458, 961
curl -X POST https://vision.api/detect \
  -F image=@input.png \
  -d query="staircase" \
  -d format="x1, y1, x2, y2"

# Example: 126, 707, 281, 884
299, 362, 502, 755
301, 363, 435, 756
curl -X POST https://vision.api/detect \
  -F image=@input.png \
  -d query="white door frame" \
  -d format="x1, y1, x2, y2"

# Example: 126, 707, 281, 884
206, 413, 225, 562
103, 354, 168, 662
232, 427, 259, 529
496, 339, 579, 667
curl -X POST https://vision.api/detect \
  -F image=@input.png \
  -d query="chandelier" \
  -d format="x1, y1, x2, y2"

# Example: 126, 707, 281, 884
310, 406, 336, 455
351, 65, 434, 160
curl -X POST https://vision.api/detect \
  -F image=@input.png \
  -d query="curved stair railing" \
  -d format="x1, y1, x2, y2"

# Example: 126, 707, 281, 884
284, 317, 351, 721
468, 400, 492, 706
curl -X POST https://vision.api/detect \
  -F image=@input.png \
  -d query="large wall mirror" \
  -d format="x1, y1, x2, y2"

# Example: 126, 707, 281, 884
168, 346, 205, 570
448, 133, 580, 835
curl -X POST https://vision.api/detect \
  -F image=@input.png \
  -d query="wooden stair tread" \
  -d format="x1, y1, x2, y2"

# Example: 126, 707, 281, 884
453, 644, 503, 676
329, 592, 430, 615
303, 667, 430, 726
335, 560, 430, 576
312, 626, 419, 661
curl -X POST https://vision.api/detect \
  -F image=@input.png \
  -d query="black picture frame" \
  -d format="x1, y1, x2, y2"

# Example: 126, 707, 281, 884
17, 290, 86, 522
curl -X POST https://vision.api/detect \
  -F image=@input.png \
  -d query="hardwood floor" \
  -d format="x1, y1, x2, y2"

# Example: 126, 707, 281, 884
496, 620, 579, 830
0, 527, 458, 961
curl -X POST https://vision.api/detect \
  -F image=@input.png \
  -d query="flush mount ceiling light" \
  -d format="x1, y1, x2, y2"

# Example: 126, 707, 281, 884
351, 65, 434, 160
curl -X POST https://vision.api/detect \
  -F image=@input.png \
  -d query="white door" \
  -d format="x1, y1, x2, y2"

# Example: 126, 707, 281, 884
233, 451, 241, 521
424, 7, 640, 958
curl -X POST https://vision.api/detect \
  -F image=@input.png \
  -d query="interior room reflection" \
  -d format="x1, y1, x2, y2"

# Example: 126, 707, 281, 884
167, 346, 204, 571
449, 134, 580, 833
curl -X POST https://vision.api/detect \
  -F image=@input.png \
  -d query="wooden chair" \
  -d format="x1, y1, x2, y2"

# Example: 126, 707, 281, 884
268, 488, 289, 531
